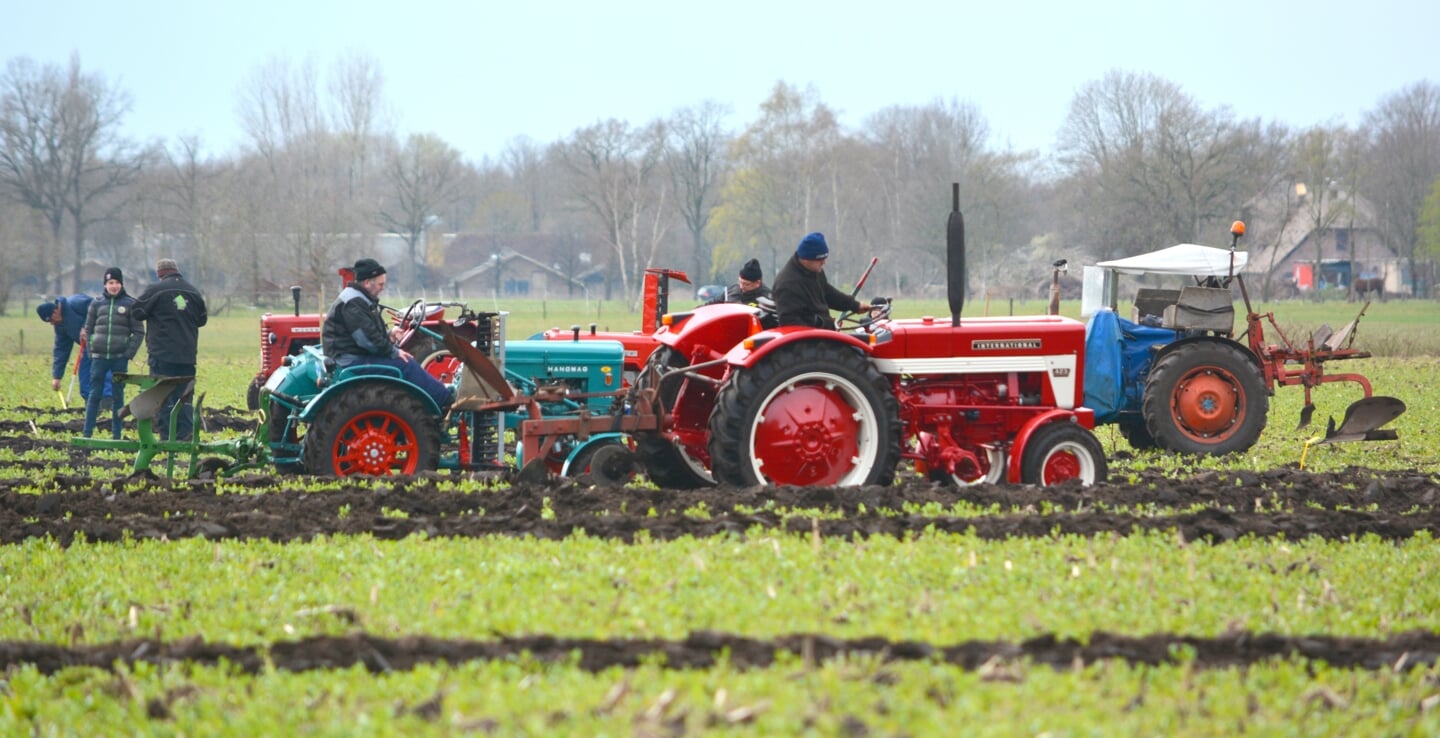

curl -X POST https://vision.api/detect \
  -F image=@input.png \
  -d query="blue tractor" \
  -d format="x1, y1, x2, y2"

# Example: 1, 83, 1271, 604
1079, 222, 1404, 455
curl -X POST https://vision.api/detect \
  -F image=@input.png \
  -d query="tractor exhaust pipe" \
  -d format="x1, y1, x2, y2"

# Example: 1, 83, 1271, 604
290, 285, 302, 317
947, 183, 966, 327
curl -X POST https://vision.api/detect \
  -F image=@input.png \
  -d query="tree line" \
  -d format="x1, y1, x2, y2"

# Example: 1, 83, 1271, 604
3, 52, 1439, 314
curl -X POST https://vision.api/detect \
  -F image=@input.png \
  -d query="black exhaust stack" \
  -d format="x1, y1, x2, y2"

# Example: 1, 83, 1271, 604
947, 183, 966, 326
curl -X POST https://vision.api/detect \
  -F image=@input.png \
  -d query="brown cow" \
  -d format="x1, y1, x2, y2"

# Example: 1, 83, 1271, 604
1353, 277, 1384, 302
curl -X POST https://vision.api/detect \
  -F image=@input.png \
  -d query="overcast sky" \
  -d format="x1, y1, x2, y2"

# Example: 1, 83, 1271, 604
5, 0, 1436, 163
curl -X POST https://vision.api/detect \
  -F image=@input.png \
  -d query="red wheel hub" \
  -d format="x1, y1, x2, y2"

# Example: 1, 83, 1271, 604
1041, 449, 1082, 484
752, 382, 862, 486
332, 410, 420, 475
1171, 367, 1244, 441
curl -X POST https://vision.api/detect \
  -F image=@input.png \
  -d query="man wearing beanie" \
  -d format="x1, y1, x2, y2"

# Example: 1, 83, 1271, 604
707, 257, 772, 307
133, 257, 208, 440
772, 232, 870, 328
321, 257, 453, 409
82, 268, 144, 439
37, 292, 111, 406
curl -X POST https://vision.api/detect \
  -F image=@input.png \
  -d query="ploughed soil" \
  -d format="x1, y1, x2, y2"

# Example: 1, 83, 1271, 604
3, 405, 1438, 676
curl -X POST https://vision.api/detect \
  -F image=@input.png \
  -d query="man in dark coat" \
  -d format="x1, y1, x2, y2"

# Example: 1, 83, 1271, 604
132, 257, 208, 440
708, 258, 773, 307
321, 257, 453, 409
771, 233, 870, 328
37, 293, 111, 405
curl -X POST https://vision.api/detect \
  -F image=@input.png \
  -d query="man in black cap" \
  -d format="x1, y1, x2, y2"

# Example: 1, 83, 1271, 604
132, 257, 208, 440
772, 232, 869, 328
321, 257, 453, 409
82, 267, 144, 439
708, 258, 773, 307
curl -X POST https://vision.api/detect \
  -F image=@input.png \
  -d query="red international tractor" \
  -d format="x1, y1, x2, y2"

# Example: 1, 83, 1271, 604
627, 186, 1108, 489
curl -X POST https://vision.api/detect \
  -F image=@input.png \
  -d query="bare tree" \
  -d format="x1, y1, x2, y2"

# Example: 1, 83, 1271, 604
664, 100, 731, 281
377, 133, 464, 290
1364, 80, 1440, 297
236, 55, 377, 292
0, 53, 146, 292
713, 82, 842, 278
556, 118, 670, 306
500, 136, 550, 233
1292, 125, 1360, 297
0, 201, 46, 311
1057, 70, 1267, 262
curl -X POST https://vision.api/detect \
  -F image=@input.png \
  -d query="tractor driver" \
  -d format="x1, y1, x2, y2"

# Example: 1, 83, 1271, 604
708, 258, 772, 307
322, 258, 454, 409
772, 232, 869, 329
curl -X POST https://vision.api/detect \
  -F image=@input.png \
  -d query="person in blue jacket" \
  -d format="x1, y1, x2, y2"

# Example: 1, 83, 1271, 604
37, 293, 113, 406
82, 267, 145, 439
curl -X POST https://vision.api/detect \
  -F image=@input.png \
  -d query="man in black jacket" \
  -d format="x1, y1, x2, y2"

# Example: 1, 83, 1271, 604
133, 257, 208, 440
772, 233, 869, 328
708, 258, 772, 306
322, 258, 452, 409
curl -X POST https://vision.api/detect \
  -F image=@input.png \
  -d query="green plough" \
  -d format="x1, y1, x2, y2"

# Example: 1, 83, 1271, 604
71, 374, 270, 479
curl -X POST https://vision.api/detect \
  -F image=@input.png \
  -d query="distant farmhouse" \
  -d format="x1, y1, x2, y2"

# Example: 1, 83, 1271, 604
1241, 181, 1408, 299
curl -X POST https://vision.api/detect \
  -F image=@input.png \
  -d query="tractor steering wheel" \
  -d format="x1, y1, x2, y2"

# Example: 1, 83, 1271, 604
837, 299, 892, 331
399, 299, 428, 329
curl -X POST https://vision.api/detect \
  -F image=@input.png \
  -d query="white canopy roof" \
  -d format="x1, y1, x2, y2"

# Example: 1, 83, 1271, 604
1095, 243, 1248, 276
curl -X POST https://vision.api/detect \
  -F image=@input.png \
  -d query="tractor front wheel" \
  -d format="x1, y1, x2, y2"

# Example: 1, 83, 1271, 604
569, 441, 636, 486
1019, 422, 1106, 486
1117, 416, 1156, 451
1143, 341, 1268, 455
302, 382, 440, 476
709, 342, 900, 487
633, 347, 714, 489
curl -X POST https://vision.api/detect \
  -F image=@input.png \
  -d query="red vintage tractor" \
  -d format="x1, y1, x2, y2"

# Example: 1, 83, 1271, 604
628, 186, 1108, 489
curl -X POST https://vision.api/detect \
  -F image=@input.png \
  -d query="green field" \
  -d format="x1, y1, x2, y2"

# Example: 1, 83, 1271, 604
1, 295, 1438, 735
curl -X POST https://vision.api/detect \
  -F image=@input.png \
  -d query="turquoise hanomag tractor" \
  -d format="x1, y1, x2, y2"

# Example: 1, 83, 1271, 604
263, 305, 646, 481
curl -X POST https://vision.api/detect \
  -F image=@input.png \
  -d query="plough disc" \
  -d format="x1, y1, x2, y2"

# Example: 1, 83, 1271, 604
1319, 396, 1406, 444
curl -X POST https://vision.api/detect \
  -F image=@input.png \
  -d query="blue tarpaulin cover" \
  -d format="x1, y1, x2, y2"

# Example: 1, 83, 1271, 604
1084, 309, 1177, 423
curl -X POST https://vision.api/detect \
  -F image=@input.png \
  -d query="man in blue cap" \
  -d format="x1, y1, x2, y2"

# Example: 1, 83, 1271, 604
771, 232, 870, 328
37, 293, 113, 406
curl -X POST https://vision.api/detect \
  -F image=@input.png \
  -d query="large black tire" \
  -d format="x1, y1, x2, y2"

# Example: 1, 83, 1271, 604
1142, 340, 1268, 455
633, 347, 714, 489
1116, 415, 1157, 451
267, 398, 306, 474
1019, 422, 1107, 486
302, 382, 440, 476
709, 342, 900, 487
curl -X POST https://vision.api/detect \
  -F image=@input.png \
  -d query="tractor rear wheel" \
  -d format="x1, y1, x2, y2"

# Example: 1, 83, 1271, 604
1143, 340, 1268, 455
302, 382, 440, 476
709, 342, 900, 487
633, 347, 714, 489
1019, 422, 1106, 486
